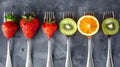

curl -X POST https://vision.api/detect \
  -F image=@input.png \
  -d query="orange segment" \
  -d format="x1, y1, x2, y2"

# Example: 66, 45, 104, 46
77, 15, 99, 36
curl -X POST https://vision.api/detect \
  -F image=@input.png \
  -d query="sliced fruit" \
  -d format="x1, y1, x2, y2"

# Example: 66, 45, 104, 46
77, 15, 99, 36
102, 18, 119, 35
59, 18, 77, 36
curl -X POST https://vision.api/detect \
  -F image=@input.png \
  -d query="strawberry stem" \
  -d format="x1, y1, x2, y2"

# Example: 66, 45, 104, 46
29, 16, 33, 21
5, 13, 17, 22
22, 15, 33, 22
49, 17, 51, 23
22, 16, 27, 19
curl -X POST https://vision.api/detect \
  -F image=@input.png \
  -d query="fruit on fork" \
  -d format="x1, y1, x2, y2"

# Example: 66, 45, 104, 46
20, 13, 40, 39
42, 12, 57, 39
77, 15, 99, 36
59, 18, 77, 36
102, 18, 119, 36
1, 13, 18, 39
42, 21, 57, 39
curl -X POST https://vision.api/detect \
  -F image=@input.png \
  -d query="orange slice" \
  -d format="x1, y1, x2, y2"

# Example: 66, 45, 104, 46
77, 15, 99, 36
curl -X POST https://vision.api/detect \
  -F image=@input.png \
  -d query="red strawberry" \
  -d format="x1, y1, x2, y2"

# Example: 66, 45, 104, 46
42, 21, 57, 39
20, 15, 40, 39
1, 13, 18, 39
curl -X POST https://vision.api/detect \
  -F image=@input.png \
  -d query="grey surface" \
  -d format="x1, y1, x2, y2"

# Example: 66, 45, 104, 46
0, 0, 120, 67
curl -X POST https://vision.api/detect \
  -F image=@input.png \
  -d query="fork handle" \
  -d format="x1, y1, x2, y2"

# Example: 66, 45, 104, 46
86, 37, 94, 67
25, 40, 32, 67
46, 39, 54, 67
65, 37, 72, 67
6, 40, 12, 67
106, 37, 113, 67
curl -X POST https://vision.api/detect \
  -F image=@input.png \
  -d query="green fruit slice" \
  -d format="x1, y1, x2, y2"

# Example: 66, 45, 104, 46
59, 18, 77, 36
102, 18, 119, 35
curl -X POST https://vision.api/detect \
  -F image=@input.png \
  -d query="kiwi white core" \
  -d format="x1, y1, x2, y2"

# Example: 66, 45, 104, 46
107, 24, 113, 29
65, 24, 71, 29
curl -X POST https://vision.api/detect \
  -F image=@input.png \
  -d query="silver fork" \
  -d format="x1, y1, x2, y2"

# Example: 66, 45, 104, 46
103, 11, 114, 67
84, 11, 94, 67
26, 39, 32, 67
44, 11, 55, 67
4, 11, 13, 67
63, 11, 74, 67
24, 12, 34, 67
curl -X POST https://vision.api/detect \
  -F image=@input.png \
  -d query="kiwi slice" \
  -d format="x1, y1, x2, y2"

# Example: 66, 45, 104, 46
102, 18, 119, 35
59, 18, 77, 36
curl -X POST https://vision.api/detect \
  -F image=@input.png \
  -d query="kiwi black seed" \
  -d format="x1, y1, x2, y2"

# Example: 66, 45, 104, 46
59, 18, 77, 36
102, 18, 119, 35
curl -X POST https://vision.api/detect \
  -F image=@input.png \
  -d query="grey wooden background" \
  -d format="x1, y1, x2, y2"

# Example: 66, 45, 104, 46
0, 0, 120, 67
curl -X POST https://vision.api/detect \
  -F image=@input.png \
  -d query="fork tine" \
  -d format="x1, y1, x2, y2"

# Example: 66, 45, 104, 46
49, 11, 52, 21
52, 12, 55, 19
44, 12, 46, 20
71, 12, 73, 18
47, 11, 49, 22
84, 11, 94, 16
107, 11, 110, 18
63, 11, 74, 19
44, 11, 55, 22
51, 12, 53, 19
63, 12, 65, 18
103, 11, 114, 20
66, 12, 68, 18
70, 12, 73, 18
52, 12, 55, 21
110, 11, 114, 18
50, 11, 52, 21
68, 12, 70, 18
67, 12, 69, 18
3, 11, 6, 22
63, 12, 67, 19
103, 11, 108, 20
112, 11, 115, 18
69, 12, 72, 18
48, 12, 50, 22
103, 12, 105, 20
50, 11, 52, 20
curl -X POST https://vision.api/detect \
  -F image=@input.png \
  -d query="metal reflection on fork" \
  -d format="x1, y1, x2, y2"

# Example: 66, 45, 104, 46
63, 11, 74, 19
44, 11, 55, 67
84, 11, 94, 67
103, 11, 114, 67
24, 12, 35, 67
63, 11, 74, 67
3, 11, 13, 67
26, 39, 32, 67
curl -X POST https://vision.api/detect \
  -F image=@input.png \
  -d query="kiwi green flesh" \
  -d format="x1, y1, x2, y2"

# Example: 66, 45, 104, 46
59, 18, 77, 36
102, 18, 119, 35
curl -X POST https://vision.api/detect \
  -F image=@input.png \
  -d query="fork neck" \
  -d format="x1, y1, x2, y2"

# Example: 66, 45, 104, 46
108, 35, 111, 38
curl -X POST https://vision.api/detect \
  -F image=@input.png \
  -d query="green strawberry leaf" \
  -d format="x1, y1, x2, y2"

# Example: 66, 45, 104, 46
22, 15, 33, 22
5, 13, 17, 22
49, 17, 51, 23
22, 16, 27, 19
29, 16, 33, 21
